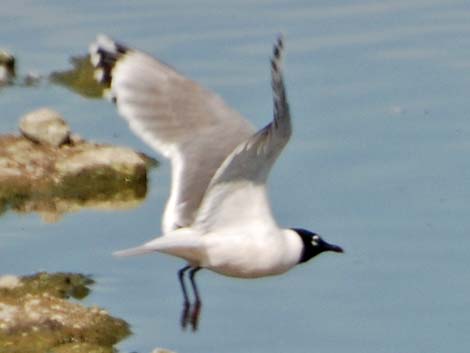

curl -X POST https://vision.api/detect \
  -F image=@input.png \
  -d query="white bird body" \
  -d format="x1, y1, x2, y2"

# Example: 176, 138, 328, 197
116, 226, 304, 279
90, 35, 342, 329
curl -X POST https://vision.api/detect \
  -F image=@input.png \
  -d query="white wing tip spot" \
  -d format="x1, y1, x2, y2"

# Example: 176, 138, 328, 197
95, 34, 116, 52
93, 68, 104, 81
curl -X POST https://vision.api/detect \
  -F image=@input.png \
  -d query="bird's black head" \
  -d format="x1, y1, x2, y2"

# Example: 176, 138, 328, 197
292, 228, 343, 264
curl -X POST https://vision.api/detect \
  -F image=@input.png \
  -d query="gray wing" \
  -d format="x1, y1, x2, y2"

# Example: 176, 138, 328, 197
89, 35, 255, 233
194, 36, 292, 232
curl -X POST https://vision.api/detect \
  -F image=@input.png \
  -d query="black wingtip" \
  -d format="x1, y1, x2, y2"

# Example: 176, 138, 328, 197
273, 34, 284, 58
89, 35, 129, 88
271, 34, 285, 72
270, 58, 277, 72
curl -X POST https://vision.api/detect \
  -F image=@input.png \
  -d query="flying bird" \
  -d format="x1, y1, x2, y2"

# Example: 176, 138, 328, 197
90, 35, 343, 330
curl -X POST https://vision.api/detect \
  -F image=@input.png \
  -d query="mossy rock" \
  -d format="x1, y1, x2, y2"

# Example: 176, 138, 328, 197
0, 133, 156, 221
51, 342, 114, 353
0, 273, 130, 353
0, 272, 94, 300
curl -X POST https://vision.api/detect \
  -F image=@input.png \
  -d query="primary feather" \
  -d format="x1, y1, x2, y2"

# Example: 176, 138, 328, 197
90, 35, 254, 233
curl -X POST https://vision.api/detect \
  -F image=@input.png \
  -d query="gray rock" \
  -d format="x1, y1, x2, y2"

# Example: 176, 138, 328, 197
19, 108, 71, 147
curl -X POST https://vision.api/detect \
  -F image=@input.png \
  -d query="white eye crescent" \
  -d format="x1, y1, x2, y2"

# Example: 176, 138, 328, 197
311, 235, 320, 246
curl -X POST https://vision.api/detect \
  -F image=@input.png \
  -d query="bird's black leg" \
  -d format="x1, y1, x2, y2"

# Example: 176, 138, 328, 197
189, 267, 202, 303
178, 265, 191, 303
178, 265, 191, 329
189, 267, 202, 331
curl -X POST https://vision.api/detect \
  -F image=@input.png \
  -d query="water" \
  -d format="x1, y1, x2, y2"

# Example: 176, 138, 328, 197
2, 1, 470, 352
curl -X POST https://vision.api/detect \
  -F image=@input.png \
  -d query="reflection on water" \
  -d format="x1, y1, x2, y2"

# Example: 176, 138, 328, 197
178, 266, 203, 332
1, 183, 147, 223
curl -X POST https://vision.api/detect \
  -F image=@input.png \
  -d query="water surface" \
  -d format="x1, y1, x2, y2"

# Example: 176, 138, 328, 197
1, 1, 470, 352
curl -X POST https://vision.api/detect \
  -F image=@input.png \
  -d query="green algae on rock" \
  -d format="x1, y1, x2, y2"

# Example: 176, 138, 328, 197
0, 273, 94, 300
50, 55, 105, 99
0, 273, 130, 353
51, 342, 115, 353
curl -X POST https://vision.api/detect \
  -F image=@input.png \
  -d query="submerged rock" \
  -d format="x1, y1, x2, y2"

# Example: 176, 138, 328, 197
0, 109, 157, 221
0, 273, 130, 353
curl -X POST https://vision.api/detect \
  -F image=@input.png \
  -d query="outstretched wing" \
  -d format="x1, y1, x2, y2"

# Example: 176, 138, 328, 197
89, 35, 254, 232
194, 36, 292, 232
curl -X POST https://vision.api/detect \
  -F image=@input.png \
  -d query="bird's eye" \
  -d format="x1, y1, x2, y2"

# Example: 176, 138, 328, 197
311, 235, 320, 246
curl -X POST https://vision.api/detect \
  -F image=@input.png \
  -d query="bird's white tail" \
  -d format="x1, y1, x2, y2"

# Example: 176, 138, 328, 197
113, 228, 204, 260
113, 245, 155, 257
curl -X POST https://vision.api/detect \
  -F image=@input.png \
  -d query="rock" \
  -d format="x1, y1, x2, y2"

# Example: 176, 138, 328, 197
0, 67, 11, 86
23, 71, 41, 86
0, 134, 153, 221
0, 51, 43, 87
0, 272, 94, 299
0, 50, 15, 86
151, 349, 179, 353
0, 272, 130, 353
0, 109, 157, 220
0, 276, 22, 289
55, 146, 148, 176
19, 108, 71, 147
51, 343, 114, 353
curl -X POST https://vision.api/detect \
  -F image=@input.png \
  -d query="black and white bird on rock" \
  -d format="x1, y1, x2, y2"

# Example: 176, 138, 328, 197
89, 35, 343, 330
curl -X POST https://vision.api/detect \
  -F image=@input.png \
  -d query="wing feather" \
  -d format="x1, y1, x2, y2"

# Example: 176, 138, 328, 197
90, 35, 254, 232
194, 36, 291, 231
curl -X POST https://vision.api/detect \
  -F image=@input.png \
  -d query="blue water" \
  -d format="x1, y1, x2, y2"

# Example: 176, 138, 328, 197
1, 1, 470, 352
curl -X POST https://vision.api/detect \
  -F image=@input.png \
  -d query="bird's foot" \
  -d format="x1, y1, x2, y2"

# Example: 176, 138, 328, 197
180, 300, 202, 331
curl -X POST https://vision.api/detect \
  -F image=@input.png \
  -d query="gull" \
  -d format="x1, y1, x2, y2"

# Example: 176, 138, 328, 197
90, 35, 343, 330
